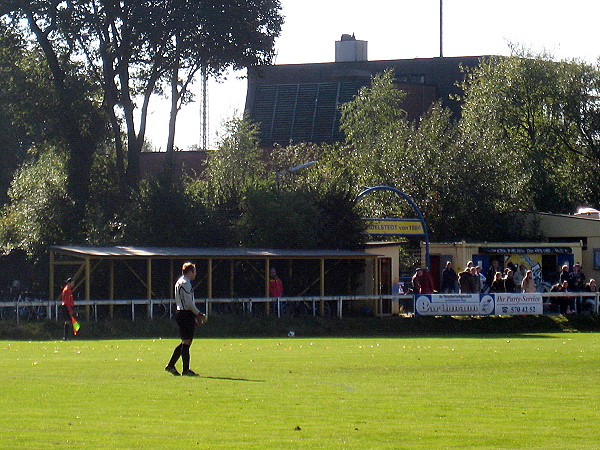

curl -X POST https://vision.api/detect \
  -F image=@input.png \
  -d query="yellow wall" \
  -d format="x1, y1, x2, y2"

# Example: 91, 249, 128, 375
421, 240, 583, 275
528, 213, 600, 282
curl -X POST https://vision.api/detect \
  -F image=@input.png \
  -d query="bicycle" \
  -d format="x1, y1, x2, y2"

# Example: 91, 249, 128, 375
211, 300, 246, 316
279, 299, 333, 318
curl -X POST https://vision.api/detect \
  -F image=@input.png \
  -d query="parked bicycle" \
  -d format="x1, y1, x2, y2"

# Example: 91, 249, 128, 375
279, 299, 333, 318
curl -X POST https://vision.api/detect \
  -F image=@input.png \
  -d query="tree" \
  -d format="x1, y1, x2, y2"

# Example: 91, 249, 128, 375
0, 21, 106, 216
0, 148, 72, 260
122, 175, 221, 247
163, 1, 283, 154
234, 187, 365, 249
0, 23, 33, 204
202, 116, 267, 203
336, 67, 532, 241
458, 51, 600, 213
339, 69, 411, 190
1, 3, 108, 223
1, 0, 283, 191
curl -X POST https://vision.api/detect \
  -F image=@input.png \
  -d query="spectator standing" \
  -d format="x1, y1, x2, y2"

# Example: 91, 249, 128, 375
468, 267, 481, 294
550, 280, 571, 314
269, 267, 283, 298
458, 266, 472, 293
486, 260, 502, 290
475, 266, 487, 293
559, 264, 570, 284
412, 268, 435, 294
489, 272, 505, 293
513, 264, 527, 287
441, 261, 458, 293
411, 268, 424, 294
583, 279, 598, 314
503, 269, 517, 293
521, 270, 536, 293
568, 264, 586, 313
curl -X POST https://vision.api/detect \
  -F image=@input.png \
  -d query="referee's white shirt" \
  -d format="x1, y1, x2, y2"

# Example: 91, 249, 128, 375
174, 275, 200, 315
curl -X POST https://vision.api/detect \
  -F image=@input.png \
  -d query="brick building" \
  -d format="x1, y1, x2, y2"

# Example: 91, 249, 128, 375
245, 34, 489, 147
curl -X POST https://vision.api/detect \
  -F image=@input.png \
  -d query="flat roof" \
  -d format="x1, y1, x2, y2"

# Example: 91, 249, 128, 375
50, 246, 380, 259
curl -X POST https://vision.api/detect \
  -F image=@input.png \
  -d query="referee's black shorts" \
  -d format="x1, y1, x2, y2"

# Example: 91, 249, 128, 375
176, 310, 196, 340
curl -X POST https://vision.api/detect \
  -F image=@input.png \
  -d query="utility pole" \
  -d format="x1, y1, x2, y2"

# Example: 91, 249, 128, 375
439, 0, 443, 57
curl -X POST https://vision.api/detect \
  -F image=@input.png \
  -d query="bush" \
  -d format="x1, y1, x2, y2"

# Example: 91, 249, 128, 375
0, 149, 72, 260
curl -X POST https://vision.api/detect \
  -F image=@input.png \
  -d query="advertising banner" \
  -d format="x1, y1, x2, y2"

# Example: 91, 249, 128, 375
494, 293, 543, 315
415, 293, 543, 316
415, 294, 495, 316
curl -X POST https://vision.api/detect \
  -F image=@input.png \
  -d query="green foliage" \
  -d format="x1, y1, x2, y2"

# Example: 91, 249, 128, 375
1, 0, 283, 186
337, 71, 522, 241
122, 175, 220, 247
340, 69, 408, 151
82, 143, 127, 245
235, 187, 365, 249
235, 189, 321, 248
459, 51, 600, 213
0, 23, 63, 204
203, 117, 267, 203
0, 149, 72, 259
0, 18, 108, 223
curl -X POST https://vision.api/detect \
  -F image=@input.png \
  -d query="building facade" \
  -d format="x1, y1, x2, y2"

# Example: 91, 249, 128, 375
245, 35, 488, 147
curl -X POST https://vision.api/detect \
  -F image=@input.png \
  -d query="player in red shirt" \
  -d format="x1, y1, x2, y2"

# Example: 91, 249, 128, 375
61, 278, 75, 339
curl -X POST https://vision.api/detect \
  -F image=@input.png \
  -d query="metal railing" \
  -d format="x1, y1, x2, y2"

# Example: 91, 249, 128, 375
0, 292, 597, 323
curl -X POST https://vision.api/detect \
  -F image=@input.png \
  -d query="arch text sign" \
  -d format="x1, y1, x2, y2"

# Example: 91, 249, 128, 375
363, 218, 424, 236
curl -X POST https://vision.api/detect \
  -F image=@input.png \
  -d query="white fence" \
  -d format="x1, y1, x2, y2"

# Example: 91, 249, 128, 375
0, 292, 597, 323
0, 295, 413, 323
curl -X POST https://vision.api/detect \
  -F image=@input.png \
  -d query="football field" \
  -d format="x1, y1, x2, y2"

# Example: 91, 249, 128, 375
1, 334, 599, 448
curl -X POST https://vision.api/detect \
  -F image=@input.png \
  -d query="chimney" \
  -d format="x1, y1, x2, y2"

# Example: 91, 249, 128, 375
335, 34, 368, 62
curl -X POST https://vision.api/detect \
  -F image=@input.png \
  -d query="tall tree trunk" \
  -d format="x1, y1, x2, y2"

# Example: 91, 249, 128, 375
26, 10, 93, 229
166, 64, 180, 154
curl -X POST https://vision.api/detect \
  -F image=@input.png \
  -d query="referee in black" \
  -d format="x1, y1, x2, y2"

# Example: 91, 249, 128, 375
165, 262, 206, 376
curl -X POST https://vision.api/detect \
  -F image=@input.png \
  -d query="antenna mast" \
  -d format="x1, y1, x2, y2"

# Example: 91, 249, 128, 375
200, 65, 209, 151
439, 0, 443, 57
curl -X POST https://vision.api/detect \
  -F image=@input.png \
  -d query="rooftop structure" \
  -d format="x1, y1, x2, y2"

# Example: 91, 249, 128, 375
245, 35, 488, 147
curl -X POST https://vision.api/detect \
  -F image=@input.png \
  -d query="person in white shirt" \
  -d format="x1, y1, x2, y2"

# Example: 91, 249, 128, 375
165, 262, 206, 376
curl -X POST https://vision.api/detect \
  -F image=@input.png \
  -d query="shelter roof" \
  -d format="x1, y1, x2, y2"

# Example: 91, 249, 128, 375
50, 246, 379, 260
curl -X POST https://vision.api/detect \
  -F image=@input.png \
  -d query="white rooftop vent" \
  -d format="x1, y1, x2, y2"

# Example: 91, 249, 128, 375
335, 34, 368, 62
574, 207, 600, 219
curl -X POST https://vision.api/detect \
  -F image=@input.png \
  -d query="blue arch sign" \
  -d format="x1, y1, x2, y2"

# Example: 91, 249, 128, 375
356, 186, 430, 269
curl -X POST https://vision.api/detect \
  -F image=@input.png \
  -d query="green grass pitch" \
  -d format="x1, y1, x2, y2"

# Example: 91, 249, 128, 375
1, 334, 599, 448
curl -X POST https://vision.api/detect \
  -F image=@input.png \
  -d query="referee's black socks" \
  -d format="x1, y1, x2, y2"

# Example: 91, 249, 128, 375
168, 343, 183, 367
181, 344, 191, 372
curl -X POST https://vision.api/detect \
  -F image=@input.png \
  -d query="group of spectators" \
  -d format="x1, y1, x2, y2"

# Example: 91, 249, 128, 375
549, 263, 597, 314
410, 260, 598, 315
439, 260, 532, 295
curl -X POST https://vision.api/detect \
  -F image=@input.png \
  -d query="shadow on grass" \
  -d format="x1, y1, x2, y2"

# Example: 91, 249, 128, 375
201, 376, 266, 383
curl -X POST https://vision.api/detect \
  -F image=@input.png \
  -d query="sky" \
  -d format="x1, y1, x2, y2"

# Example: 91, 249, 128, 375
144, 0, 600, 150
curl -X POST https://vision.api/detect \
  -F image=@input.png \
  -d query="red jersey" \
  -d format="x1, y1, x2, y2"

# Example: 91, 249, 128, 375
61, 285, 74, 308
269, 278, 283, 297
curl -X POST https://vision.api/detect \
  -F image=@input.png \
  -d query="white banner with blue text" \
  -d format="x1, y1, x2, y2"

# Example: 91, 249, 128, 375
414, 293, 543, 316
